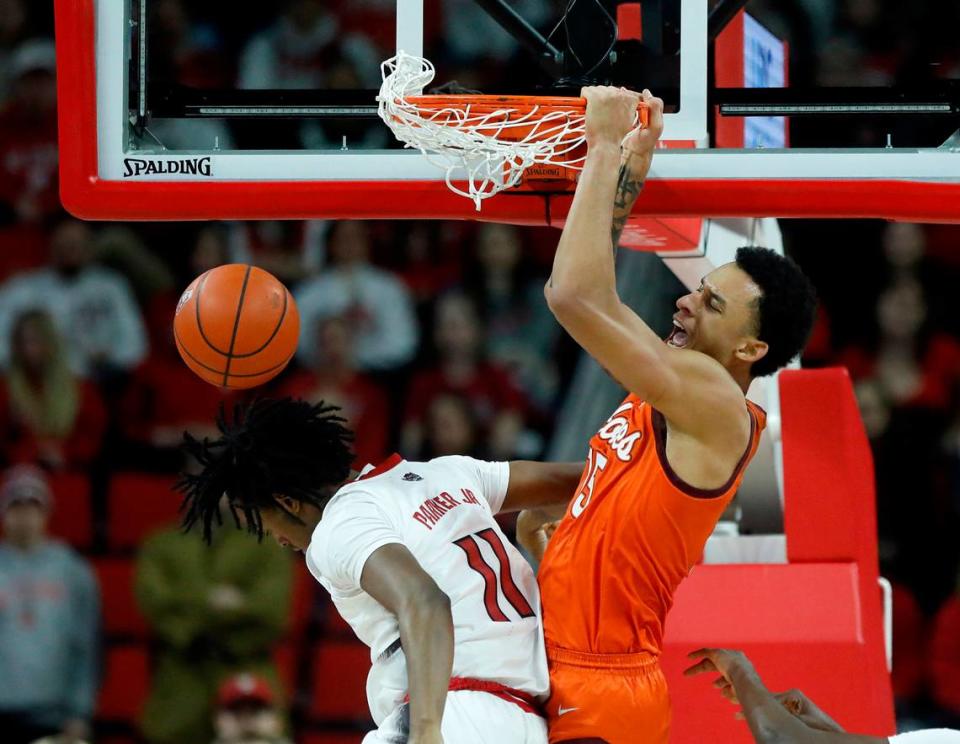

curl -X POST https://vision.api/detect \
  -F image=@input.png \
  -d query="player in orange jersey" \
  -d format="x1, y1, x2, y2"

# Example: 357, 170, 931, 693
525, 87, 819, 744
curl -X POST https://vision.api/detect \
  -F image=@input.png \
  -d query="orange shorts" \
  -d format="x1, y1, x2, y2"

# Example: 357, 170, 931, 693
544, 646, 671, 744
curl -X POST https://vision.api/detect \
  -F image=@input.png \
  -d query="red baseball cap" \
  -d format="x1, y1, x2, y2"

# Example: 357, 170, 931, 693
217, 673, 275, 708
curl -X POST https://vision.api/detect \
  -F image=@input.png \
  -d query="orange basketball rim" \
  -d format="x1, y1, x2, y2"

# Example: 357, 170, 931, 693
378, 53, 650, 206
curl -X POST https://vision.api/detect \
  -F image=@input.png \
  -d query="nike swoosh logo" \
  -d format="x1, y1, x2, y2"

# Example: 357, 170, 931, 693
557, 706, 579, 716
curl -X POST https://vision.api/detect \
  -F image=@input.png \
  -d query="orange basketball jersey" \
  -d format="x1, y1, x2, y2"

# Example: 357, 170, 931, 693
539, 393, 766, 656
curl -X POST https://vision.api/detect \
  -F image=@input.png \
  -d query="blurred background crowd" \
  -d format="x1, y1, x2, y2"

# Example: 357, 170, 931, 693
0, 0, 959, 742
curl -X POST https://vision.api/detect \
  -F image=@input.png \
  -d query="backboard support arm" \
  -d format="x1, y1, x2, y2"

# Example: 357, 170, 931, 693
470, 0, 565, 77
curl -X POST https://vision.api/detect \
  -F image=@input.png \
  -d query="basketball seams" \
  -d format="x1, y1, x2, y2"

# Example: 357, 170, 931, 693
194, 269, 233, 356
226, 271, 289, 359
174, 325, 297, 383
221, 266, 253, 386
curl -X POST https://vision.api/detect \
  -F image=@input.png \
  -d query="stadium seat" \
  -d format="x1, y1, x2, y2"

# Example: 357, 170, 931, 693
107, 473, 181, 550
309, 641, 373, 722
320, 595, 355, 638
96, 644, 150, 722
891, 582, 927, 701
300, 733, 365, 744
929, 596, 960, 713
47, 471, 93, 550
274, 641, 297, 699
288, 561, 317, 641
93, 558, 148, 639
96, 736, 140, 744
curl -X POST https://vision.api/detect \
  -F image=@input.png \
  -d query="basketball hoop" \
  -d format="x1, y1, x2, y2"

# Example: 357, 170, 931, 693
377, 52, 649, 209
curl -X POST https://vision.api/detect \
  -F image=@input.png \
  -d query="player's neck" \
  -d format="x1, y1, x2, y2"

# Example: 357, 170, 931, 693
317, 476, 355, 518
725, 361, 753, 394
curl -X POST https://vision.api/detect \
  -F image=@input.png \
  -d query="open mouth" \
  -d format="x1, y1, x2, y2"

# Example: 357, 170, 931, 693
667, 319, 690, 349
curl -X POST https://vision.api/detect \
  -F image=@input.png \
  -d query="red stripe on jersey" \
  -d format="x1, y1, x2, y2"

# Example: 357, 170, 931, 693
403, 677, 542, 716
358, 453, 403, 480
476, 528, 535, 618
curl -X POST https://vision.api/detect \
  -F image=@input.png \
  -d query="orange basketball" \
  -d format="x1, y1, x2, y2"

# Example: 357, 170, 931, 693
173, 264, 300, 389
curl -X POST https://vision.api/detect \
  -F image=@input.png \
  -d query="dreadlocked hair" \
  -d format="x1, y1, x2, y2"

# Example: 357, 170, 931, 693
176, 397, 355, 544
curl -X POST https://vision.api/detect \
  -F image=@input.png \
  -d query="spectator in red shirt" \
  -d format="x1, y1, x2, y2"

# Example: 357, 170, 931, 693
402, 291, 529, 459
0, 38, 58, 281
416, 392, 483, 460
0, 39, 58, 227
840, 280, 960, 411
0, 310, 106, 470
393, 222, 464, 312
119, 293, 241, 471
462, 223, 561, 411
277, 313, 389, 468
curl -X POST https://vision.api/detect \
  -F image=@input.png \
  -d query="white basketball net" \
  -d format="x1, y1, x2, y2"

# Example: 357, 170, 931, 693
377, 52, 590, 210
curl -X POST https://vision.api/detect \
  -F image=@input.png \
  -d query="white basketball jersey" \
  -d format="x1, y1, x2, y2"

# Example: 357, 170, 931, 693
305, 454, 550, 724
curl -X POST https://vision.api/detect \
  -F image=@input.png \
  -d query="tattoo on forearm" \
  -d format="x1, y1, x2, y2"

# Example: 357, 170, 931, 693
611, 162, 645, 254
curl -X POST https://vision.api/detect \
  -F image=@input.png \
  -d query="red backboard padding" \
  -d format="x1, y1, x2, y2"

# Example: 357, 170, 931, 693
47, 471, 93, 549
93, 558, 149, 638
780, 368, 878, 568
663, 563, 889, 742
107, 473, 181, 549
779, 369, 892, 735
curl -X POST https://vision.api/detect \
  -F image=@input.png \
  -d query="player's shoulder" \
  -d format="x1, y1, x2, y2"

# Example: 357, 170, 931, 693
321, 455, 432, 514
424, 454, 485, 473
355, 453, 489, 482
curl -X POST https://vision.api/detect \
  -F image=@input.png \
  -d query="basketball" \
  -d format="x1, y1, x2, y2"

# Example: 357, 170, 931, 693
173, 264, 299, 389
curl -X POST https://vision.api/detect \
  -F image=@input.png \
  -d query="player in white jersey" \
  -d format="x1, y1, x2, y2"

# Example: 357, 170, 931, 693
177, 398, 583, 744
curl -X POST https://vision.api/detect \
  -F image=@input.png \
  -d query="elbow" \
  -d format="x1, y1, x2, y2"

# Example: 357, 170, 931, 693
544, 283, 591, 325
400, 584, 451, 619
546, 285, 619, 338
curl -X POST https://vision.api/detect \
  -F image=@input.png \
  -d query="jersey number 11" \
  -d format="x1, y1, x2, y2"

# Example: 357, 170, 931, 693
454, 528, 535, 622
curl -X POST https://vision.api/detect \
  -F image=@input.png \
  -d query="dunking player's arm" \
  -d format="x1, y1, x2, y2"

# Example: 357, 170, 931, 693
543, 89, 755, 483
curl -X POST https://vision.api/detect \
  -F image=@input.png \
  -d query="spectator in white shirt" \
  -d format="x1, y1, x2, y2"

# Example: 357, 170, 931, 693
0, 218, 148, 377
295, 221, 418, 373
237, 0, 380, 91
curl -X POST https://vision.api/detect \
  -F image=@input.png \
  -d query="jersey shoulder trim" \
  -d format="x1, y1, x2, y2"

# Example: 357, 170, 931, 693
651, 403, 758, 500
357, 453, 404, 481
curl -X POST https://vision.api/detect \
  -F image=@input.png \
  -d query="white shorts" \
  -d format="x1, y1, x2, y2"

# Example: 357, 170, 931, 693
363, 689, 548, 744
